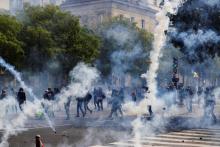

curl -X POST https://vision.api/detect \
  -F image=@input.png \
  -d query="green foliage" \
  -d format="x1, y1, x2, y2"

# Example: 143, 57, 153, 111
0, 15, 24, 68
0, 5, 100, 74
19, 5, 100, 72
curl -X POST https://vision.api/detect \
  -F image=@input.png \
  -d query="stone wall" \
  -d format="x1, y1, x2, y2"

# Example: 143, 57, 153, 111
61, 0, 158, 32
111, 6, 156, 31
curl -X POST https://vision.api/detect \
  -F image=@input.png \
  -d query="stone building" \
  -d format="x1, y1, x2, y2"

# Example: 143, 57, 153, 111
61, 0, 160, 31
9, 0, 64, 14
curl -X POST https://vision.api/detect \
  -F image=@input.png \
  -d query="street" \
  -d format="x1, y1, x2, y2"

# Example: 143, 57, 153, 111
92, 127, 220, 147
2, 102, 220, 147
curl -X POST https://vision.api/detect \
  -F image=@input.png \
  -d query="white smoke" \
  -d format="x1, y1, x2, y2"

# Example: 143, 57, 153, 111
0, 57, 55, 146
202, 0, 220, 6
131, 0, 186, 146
56, 62, 100, 108
142, 0, 185, 109
0, 95, 41, 147
174, 29, 220, 54
106, 25, 132, 46
111, 44, 145, 76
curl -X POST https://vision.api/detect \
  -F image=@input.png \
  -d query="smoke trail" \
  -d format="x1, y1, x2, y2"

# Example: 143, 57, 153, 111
0, 57, 55, 146
131, 1, 186, 146
142, 0, 185, 105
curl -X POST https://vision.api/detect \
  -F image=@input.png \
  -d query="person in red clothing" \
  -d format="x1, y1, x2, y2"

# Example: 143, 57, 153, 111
36, 135, 44, 147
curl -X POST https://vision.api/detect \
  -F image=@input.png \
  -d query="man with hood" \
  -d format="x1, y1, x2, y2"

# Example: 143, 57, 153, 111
0, 89, 6, 100
17, 88, 26, 111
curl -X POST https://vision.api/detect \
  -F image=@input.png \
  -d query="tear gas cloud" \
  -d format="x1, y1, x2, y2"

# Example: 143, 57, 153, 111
99, 23, 151, 89
131, 0, 186, 146
56, 62, 100, 107
170, 0, 220, 63
141, 0, 184, 111
0, 59, 99, 146
1, 0, 220, 146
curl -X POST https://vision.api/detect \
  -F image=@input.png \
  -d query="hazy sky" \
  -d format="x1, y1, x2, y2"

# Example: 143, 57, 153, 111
0, 0, 9, 10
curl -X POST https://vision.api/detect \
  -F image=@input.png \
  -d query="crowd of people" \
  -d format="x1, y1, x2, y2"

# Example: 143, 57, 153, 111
167, 83, 217, 123
0, 86, 140, 120
0, 87, 26, 112
0, 82, 217, 124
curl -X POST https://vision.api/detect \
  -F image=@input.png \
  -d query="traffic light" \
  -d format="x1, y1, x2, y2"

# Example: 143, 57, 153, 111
173, 57, 178, 74
172, 57, 179, 88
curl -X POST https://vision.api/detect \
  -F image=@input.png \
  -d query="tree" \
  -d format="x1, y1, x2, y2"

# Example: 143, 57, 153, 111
0, 15, 24, 68
18, 5, 100, 73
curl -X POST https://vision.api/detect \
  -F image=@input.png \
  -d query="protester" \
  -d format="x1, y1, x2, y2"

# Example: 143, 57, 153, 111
84, 92, 92, 115
131, 91, 137, 102
148, 105, 153, 117
108, 89, 123, 118
186, 86, 193, 113
43, 90, 49, 100
47, 88, 55, 101
178, 86, 184, 105
35, 135, 44, 147
203, 87, 217, 124
17, 88, 26, 111
93, 88, 98, 110
76, 97, 85, 117
0, 89, 6, 100
97, 87, 105, 111
64, 97, 71, 120
197, 86, 203, 104
42, 89, 55, 117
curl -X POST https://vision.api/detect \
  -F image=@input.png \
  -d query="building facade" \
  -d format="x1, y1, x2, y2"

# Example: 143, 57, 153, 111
61, 0, 160, 31
9, 0, 64, 14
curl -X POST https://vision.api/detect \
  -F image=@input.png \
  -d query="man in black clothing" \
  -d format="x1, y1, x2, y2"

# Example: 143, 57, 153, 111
84, 93, 92, 115
97, 88, 105, 111
148, 105, 153, 117
131, 91, 137, 102
43, 90, 49, 100
17, 88, 26, 111
0, 89, 6, 100
47, 88, 55, 101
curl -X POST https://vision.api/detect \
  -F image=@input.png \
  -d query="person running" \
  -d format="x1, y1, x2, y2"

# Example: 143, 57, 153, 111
186, 86, 193, 113
84, 92, 92, 115
93, 88, 98, 110
97, 87, 105, 111
64, 97, 71, 120
35, 135, 44, 147
203, 87, 217, 124
197, 86, 203, 105
43, 89, 55, 117
76, 97, 85, 117
17, 88, 26, 111
108, 89, 123, 118
47, 88, 55, 101
0, 89, 6, 100
131, 91, 137, 102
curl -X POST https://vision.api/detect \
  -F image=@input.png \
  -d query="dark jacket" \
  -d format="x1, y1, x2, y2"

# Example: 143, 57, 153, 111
84, 93, 92, 102
17, 91, 26, 104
